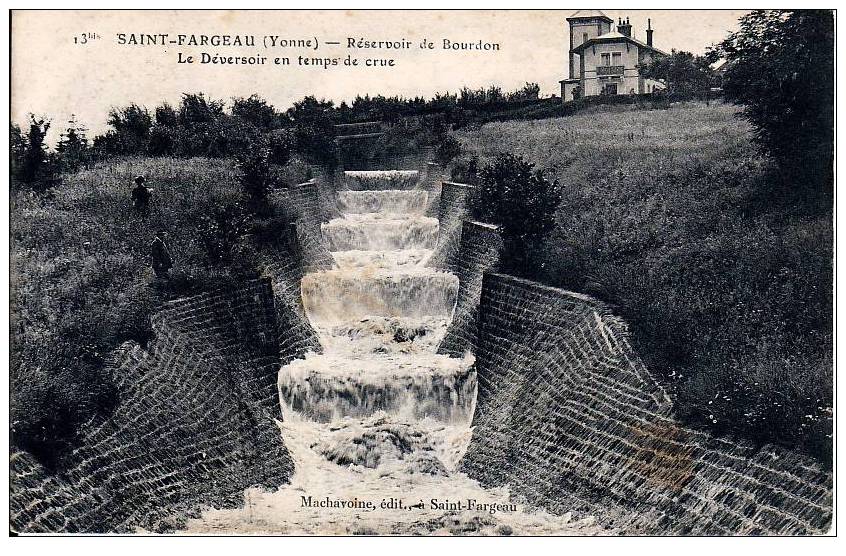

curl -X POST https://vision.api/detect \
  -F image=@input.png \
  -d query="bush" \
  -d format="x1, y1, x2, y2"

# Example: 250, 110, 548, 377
235, 139, 272, 205
12, 116, 53, 185
435, 135, 462, 166
266, 129, 296, 166
449, 154, 479, 185
232, 94, 278, 130
105, 104, 152, 155
471, 153, 562, 275
147, 125, 175, 156
287, 96, 338, 165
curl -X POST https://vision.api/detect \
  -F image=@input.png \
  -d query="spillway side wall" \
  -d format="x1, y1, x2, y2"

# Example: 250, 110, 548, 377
10, 279, 294, 533
436, 220, 502, 357
462, 272, 833, 535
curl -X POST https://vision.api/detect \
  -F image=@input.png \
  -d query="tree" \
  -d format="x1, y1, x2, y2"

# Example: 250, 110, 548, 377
106, 103, 152, 154
710, 10, 834, 196
154, 102, 178, 127
56, 115, 89, 171
232, 94, 279, 130
178, 93, 225, 127
10, 123, 26, 184
640, 50, 713, 97
287, 96, 338, 165
472, 153, 562, 275
14, 115, 52, 185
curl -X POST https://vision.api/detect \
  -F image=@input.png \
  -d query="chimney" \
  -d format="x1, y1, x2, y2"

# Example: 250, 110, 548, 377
618, 16, 632, 38
646, 18, 654, 47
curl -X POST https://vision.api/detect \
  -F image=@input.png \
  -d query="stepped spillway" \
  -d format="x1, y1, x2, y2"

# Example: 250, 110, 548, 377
184, 170, 601, 535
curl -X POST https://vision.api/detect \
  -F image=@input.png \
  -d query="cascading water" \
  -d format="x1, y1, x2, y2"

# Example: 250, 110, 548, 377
184, 171, 601, 535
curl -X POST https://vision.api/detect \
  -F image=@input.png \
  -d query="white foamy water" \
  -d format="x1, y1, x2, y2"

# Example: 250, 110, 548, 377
332, 249, 432, 269
183, 174, 604, 535
338, 190, 428, 215
321, 214, 439, 251
301, 268, 458, 325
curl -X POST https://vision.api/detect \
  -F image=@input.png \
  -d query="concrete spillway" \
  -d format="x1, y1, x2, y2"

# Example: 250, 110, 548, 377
183, 170, 601, 535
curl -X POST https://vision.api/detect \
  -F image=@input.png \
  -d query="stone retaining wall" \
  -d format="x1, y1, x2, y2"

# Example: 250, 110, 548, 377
427, 182, 476, 270
10, 280, 295, 533
436, 221, 502, 357
276, 181, 335, 272
461, 272, 833, 535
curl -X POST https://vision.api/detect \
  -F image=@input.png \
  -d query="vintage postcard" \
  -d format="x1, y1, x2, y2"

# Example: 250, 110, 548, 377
8, 7, 835, 536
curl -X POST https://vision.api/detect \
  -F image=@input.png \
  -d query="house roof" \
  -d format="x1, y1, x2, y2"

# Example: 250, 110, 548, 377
571, 30, 668, 56
567, 10, 613, 22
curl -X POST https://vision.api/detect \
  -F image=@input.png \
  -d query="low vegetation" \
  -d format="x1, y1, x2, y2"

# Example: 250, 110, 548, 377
451, 100, 832, 463
10, 156, 307, 469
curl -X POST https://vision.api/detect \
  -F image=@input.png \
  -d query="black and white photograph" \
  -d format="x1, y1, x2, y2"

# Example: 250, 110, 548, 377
6, 6, 838, 538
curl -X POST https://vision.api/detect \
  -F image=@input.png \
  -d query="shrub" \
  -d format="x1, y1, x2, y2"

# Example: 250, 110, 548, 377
471, 153, 562, 275
449, 154, 479, 185
287, 96, 338, 165
235, 139, 272, 205
266, 128, 296, 166
197, 203, 250, 264
56, 116, 90, 172
435, 135, 462, 166
147, 125, 175, 156
232, 94, 278, 130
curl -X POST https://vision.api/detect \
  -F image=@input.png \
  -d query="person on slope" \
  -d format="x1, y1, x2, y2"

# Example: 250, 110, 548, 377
150, 231, 173, 279
131, 175, 152, 216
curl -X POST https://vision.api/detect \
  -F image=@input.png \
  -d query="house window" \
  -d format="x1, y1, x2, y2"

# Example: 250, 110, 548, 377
612, 52, 622, 66
582, 32, 588, 45
601, 52, 611, 66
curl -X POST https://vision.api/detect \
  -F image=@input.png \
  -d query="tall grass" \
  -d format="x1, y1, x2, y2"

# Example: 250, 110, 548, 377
10, 156, 280, 468
454, 101, 833, 463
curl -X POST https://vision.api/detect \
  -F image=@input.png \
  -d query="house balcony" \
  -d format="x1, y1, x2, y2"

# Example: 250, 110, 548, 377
596, 65, 625, 77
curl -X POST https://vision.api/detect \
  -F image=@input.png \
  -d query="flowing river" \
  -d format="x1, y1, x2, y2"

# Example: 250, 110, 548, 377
184, 171, 602, 535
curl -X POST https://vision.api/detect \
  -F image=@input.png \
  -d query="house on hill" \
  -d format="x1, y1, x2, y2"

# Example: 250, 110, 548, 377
560, 10, 667, 101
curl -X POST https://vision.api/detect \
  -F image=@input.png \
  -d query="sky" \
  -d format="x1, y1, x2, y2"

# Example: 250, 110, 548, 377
11, 9, 748, 142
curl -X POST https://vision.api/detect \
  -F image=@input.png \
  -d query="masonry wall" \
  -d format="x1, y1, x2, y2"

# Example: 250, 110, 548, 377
10, 280, 295, 533
462, 272, 833, 535
436, 221, 502, 357
276, 181, 335, 273
426, 182, 476, 271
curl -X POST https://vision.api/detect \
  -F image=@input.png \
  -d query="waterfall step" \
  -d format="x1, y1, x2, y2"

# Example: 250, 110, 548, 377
331, 249, 432, 269
321, 215, 439, 251
301, 268, 458, 325
314, 315, 450, 356
338, 190, 428, 215
278, 352, 475, 423
343, 170, 420, 191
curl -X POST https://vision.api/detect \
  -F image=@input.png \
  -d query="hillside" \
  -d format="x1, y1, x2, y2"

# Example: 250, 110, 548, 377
10, 156, 308, 468
452, 101, 833, 462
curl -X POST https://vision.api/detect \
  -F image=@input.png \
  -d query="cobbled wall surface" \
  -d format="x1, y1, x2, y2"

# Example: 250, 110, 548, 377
462, 272, 833, 535
436, 221, 502, 357
426, 182, 476, 270
421, 163, 448, 218
10, 279, 295, 533
276, 181, 335, 273
257, 222, 323, 363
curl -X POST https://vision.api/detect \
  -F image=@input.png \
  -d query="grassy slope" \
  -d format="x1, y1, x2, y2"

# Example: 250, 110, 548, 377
10, 156, 292, 466
454, 101, 833, 461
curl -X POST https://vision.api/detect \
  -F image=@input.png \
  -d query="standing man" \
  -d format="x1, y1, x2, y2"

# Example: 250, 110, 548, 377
131, 175, 152, 215
150, 231, 173, 279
